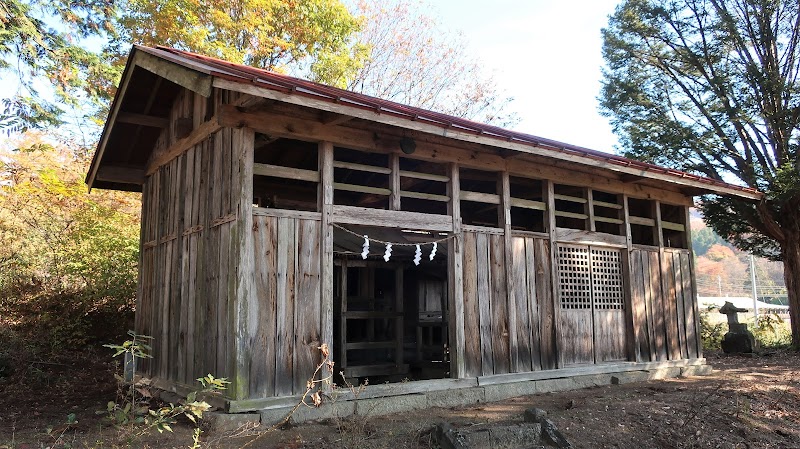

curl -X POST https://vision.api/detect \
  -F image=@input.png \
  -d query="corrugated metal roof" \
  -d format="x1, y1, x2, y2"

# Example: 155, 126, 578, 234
93, 44, 762, 198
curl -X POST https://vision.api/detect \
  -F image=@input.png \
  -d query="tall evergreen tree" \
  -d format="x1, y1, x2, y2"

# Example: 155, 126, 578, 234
601, 0, 800, 346
0, 0, 118, 132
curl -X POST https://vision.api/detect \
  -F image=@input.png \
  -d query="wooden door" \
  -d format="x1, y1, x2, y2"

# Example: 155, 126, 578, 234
557, 244, 626, 365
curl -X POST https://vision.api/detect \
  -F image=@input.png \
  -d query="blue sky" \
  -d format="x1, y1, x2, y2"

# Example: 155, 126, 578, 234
432, 0, 622, 153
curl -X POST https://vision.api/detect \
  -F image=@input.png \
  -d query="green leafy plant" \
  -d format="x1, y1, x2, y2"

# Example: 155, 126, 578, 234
752, 313, 792, 349
699, 306, 725, 351
102, 331, 229, 444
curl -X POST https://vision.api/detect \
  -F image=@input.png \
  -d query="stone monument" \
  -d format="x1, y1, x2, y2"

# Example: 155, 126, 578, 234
719, 301, 757, 353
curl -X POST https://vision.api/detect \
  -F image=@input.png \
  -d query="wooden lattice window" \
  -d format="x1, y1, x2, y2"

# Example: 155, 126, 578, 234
557, 245, 592, 310
558, 244, 624, 310
591, 249, 623, 310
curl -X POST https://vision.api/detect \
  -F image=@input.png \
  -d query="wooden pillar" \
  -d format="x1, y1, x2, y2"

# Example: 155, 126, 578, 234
447, 163, 465, 378
395, 267, 404, 368
390, 153, 401, 211
338, 259, 348, 373
653, 201, 664, 248
545, 180, 562, 368
685, 205, 703, 358
622, 195, 640, 362
586, 188, 596, 232
499, 171, 518, 372
232, 126, 255, 400
319, 142, 335, 384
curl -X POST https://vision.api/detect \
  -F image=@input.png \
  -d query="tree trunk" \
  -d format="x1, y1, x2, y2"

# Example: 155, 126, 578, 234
782, 224, 800, 349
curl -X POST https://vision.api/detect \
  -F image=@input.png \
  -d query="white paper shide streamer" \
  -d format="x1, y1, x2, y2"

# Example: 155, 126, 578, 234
383, 243, 393, 262
429, 241, 437, 261
361, 235, 370, 259
413, 244, 422, 266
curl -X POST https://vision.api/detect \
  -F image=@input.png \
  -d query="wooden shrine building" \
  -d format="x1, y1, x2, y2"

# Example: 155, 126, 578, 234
87, 46, 761, 414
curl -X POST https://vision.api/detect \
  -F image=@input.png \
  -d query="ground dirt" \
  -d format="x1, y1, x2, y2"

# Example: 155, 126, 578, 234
1, 350, 799, 449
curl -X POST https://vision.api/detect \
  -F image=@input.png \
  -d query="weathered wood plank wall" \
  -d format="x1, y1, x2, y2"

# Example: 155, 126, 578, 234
629, 248, 699, 362
136, 88, 253, 392
249, 214, 322, 397
462, 231, 559, 378
511, 236, 557, 371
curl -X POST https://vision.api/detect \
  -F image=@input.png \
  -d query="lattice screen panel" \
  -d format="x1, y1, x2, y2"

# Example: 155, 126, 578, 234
557, 245, 592, 309
557, 244, 624, 310
591, 248, 624, 310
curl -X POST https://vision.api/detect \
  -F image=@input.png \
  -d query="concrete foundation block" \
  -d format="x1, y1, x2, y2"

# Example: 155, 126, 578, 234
535, 377, 577, 393
645, 366, 683, 380
205, 411, 261, 432
611, 370, 653, 385
259, 401, 356, 425
427, 386, 486, 408
571, 374, 611, 389
680, 365, 713, 377
484, 381, 538, 402
354, 393, 427, 416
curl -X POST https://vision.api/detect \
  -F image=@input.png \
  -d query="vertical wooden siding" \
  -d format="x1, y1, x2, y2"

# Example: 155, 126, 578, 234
249, 215, 322, 397
136, 88, 252, 389
629, 248, 699, 362
462, 231, 557, 378
511, 236, 557, 371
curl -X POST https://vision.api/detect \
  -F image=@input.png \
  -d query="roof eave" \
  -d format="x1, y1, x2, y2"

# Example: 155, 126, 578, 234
87, 46, 214, 190
86, 46, 140, 190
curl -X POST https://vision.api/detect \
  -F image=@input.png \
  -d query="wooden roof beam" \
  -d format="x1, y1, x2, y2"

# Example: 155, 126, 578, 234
681, 187, 712, 197
117, 111, 169, 128
320, 111, 354, 126
95, 165, 145, 185
620, 174, 645, 183
134, 50, 212, 97
146, 114, 222, 176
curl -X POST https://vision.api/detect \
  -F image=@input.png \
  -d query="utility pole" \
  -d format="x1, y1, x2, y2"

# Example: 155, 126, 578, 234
750, 254, 758, 319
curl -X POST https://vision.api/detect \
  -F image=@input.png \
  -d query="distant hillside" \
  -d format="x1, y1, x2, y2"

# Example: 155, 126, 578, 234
690, 209, 787, 305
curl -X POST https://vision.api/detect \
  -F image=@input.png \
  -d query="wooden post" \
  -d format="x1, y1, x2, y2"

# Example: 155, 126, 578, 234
545, 180, 562, 368
447, 163, 465, 378
390, 153, 401, 211
653, 201, 664, 248
685, 205, 703, 359
500, 171, 518, 372
233, 127, 255, 400
319, 142, 335, 384
622, 195, 639, 362
395, 267, 404, 369
338, 259, 348, 373
586, 188, 595, 232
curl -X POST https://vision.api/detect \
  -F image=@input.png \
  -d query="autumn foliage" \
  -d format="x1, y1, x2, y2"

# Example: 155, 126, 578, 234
0, 133, 140, 351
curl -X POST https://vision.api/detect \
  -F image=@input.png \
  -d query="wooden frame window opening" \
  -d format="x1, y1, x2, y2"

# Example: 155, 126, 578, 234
627, 197, 657, 246
591, 190, 624, 236
660, 203, 687, 249
252, 136, 319, 211
460, 167, 501, 228
333, 147, 391, 209
509, 176, 545, 233
553, 184, 588, 230
397, 157, 449, 215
